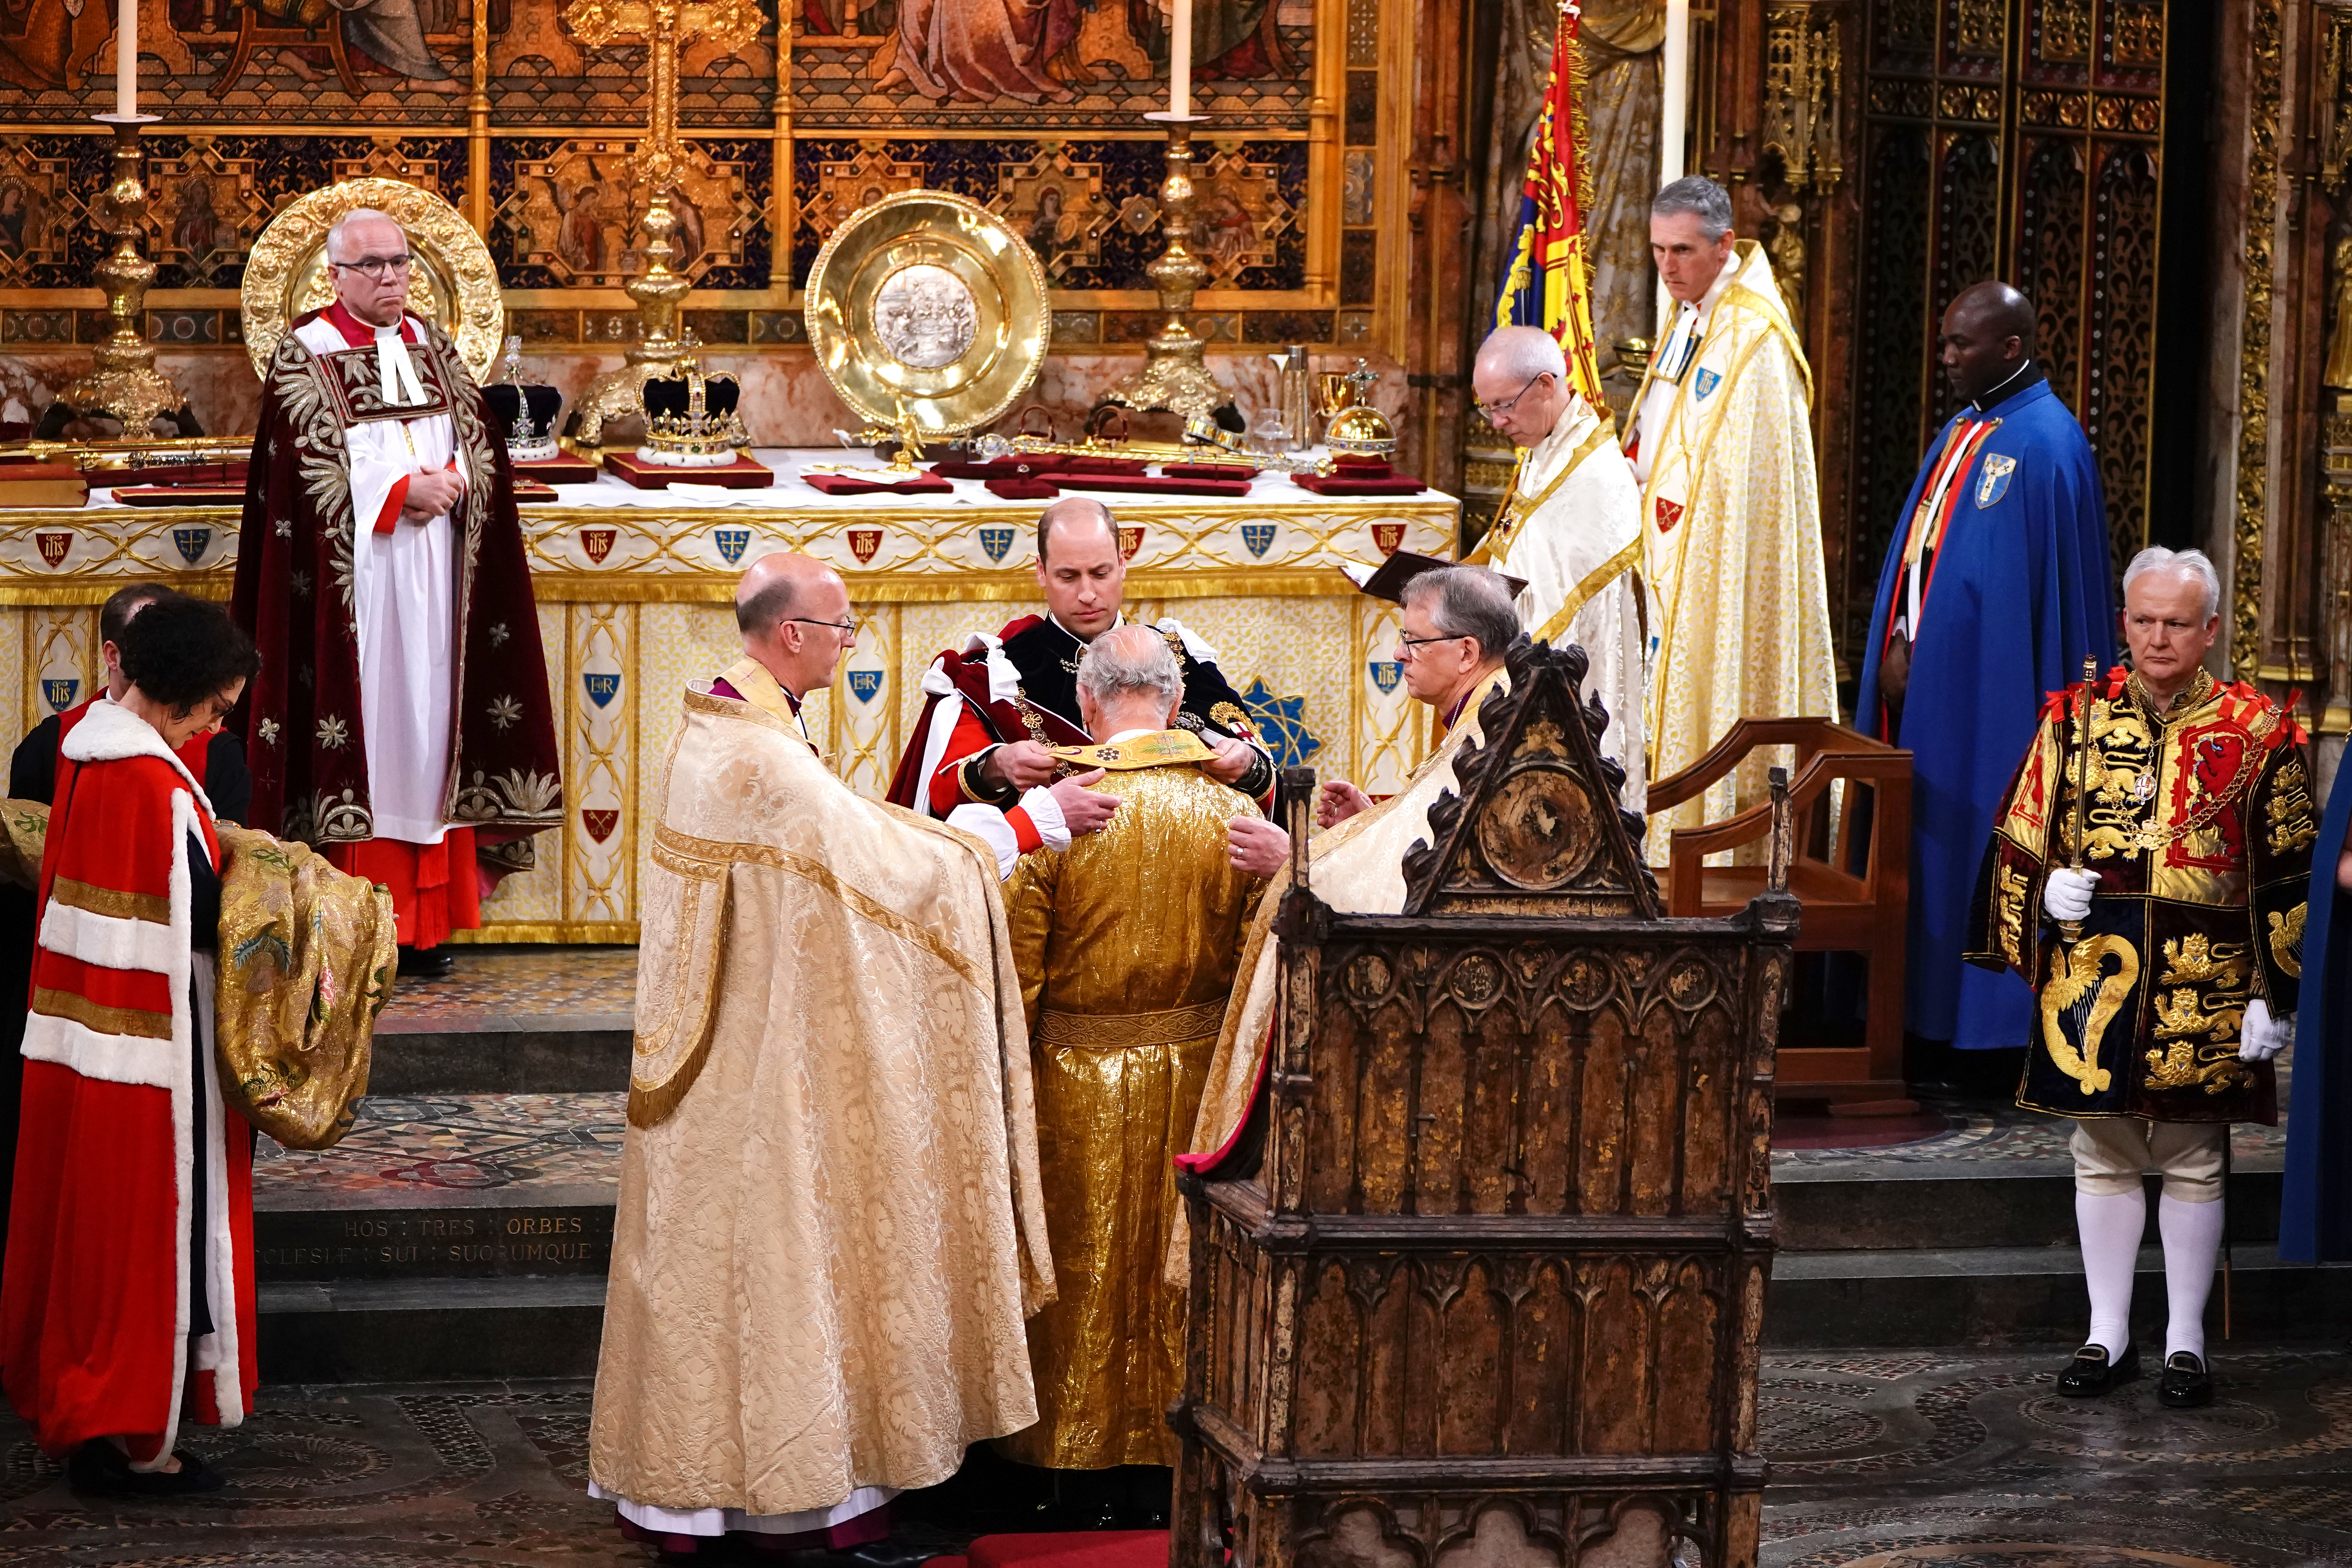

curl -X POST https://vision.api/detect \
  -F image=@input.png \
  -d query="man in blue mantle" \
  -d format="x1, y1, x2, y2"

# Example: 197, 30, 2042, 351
2282, 779, 2352, 1262
1854, 281, 2115, 1089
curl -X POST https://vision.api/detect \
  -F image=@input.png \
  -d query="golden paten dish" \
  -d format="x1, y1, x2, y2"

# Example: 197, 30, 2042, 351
240, 177, 505, 386
805, 189, 1051, 441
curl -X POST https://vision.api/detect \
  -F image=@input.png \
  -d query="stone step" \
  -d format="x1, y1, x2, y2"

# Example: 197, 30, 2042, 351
1766, 1243, 2352, 1349
253, 1245, 2352, 1384
1776, 1165, 2285, 1251
369, 1015, 632, 1094
258, 1276, 608, 1383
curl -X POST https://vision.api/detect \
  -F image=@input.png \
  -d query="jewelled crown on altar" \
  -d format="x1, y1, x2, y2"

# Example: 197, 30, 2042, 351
482, 336, 563, 463
639, 356, 750, 467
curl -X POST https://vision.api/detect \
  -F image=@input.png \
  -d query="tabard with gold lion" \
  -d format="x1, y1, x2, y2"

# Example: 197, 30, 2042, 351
1966, 666, 2315, 1122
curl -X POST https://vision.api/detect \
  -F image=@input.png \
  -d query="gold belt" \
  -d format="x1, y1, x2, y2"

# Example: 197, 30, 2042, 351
1035, 1000, 1227, 1049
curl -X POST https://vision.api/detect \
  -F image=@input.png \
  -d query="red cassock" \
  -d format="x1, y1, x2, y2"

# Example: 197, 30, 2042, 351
0, 701, 255, 1464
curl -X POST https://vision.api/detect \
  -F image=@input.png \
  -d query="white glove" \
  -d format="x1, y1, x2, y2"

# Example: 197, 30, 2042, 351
2043, 867, 2100, 923
2240, 998, 2294, 1063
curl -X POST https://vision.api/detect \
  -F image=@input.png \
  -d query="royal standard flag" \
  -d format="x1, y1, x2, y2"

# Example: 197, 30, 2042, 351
1495, 0, 1606, 408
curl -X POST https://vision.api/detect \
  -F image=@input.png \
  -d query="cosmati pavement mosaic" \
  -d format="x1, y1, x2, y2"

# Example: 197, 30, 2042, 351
1, 1352, 2345, 1564
253, 1094, 628, 1204
377, 946, 639, 1034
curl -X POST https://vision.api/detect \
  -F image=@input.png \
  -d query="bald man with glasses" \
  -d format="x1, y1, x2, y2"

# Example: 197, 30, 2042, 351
231, 207, 561, 978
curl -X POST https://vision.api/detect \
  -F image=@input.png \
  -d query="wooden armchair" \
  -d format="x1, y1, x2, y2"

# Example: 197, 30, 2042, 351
1648, 717, 1915, 1111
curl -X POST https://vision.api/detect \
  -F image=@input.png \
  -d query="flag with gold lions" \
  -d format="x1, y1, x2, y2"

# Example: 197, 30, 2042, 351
1494, 0, 1607, 408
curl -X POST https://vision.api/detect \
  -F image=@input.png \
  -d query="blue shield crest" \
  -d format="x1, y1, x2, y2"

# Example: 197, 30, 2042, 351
583, 671, 621, 708
40, 677, 77, 712
1240, 677, 1323, 768
979, 526, 1014, 563
847, 670, 883, 704
1693, 368, 1722, 401
1975, 453, 2016, 509
1368, 659, 1403, 696
1241, 522, 1278, 559
171, 526, 212, 565
713, 526, 751, 566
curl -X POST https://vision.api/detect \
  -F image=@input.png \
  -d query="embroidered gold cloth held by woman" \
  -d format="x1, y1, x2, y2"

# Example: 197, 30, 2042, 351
998, 734, 1266, 1470
0, 800, 393, 1151
1965, 668, 2315, 1123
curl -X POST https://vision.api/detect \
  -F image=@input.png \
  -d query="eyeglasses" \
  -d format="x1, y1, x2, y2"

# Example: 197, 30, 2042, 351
1474, 373, 1551, 422
785, 616, 860, 639
1397, 631, 1471, 658
329, 254, 414, 280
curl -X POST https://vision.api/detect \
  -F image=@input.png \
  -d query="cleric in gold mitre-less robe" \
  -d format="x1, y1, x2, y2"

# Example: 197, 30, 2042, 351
998, 626, 1266, 1472
1967, 664, 2314, 1124
590, 555, 1066, 1546
1626, 219, 1836, 863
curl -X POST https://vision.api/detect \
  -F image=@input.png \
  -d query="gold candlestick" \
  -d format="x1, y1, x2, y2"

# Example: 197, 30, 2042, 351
59, 114, 186, 433
563, 0, 758, 447
1101, 113, 1227, 420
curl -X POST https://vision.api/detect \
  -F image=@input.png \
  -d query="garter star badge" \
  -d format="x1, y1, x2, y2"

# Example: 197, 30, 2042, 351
1975, 453, 2016, 508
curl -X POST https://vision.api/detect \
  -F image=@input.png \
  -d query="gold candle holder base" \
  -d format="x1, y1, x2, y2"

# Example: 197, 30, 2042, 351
571, 183, 695, 448
58, 114, 187, 434
1101, 113, 1228, 421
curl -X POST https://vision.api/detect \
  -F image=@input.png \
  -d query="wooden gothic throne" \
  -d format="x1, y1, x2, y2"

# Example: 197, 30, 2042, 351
1171, 638, 1795, 1568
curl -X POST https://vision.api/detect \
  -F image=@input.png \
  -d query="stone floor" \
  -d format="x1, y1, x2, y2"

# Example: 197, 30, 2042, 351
3, 1350, 2347, 1565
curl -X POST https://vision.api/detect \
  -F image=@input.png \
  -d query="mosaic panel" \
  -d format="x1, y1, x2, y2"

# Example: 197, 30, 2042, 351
492, 134, 771, 290
791, 135, 1305, 292
789, 0, 1316, 132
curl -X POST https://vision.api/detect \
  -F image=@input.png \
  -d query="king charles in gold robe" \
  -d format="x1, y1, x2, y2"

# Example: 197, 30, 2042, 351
999, 625, 1267, 1473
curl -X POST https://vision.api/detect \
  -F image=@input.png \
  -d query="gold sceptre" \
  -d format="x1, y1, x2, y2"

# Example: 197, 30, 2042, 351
2061, 654, 2100, 944
967, 420, 1335, 478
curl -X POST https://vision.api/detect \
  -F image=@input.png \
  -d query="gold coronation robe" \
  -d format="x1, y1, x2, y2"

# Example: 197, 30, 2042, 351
588, 676, 1055, 1518
1629, 240, 1836, 862
1000, 729, 1265, 1470
1967, 669, 2314, 1124
1170, 670, 1513, 1278
1471, 392, 1650, 811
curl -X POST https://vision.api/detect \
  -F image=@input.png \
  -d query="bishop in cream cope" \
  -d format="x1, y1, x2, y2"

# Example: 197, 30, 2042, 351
1626, 185, 1836, 864
1468, 325, 1650, 811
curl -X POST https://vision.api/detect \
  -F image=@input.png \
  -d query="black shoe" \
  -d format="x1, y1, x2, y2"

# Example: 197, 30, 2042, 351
67, 1439, 227, 1497
397, 945, 455, 979
2158, 1350, 2214, 1408
840, 1545, 946, 1568
2055, 1341, 2141, 1397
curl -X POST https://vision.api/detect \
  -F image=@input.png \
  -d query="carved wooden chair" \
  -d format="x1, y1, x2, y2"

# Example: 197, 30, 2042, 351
1175, 641, 1795, 1568
211, 2, 363, 99
1648, 717, 1914, 1111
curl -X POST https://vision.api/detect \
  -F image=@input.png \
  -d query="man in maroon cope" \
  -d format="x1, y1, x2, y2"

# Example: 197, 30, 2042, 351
232, 207, 561, 976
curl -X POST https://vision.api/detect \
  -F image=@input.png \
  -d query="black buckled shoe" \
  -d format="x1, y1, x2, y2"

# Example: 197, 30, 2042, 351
2055, 1341, 2140, 1397
2158, 1350, 2215, 1408
397, 945, 456, 979
67, 1439, 227, 1497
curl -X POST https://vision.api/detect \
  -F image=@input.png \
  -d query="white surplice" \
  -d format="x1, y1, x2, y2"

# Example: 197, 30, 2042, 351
292, 311, 468, 846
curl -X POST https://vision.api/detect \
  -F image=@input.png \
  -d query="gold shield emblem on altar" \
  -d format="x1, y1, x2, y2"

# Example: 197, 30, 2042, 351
238, 177, 505, 386
804, 189, 1051, 439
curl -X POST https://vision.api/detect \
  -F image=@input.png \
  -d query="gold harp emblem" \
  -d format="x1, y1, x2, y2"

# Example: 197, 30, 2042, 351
2039, 935, 2139, 1094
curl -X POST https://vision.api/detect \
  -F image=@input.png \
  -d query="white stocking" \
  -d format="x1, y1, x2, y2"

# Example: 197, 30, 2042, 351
2076, 1188, 2145, 1359
2158, 1192, 2224, 1363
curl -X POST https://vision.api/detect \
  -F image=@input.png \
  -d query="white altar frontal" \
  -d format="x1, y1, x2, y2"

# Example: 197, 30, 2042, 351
0, 450, 1459, 942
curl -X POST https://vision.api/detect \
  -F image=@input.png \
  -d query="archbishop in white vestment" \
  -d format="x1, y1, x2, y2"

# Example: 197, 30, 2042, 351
1467, 325, 1650, 812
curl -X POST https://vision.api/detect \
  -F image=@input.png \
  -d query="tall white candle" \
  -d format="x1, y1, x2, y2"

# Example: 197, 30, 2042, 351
1169, 0, 1191, 116
115, 0, 136, 116
1655, 0, 1690, 334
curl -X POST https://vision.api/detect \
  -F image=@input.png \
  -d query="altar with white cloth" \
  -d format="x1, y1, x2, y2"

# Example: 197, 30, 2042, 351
0, 449, 1458, 942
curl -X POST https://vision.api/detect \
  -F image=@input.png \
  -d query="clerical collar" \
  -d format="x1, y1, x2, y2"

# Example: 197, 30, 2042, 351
1967, 358, 2046, 414
1441, 671, 1499, 729
323, 300, 417, 348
